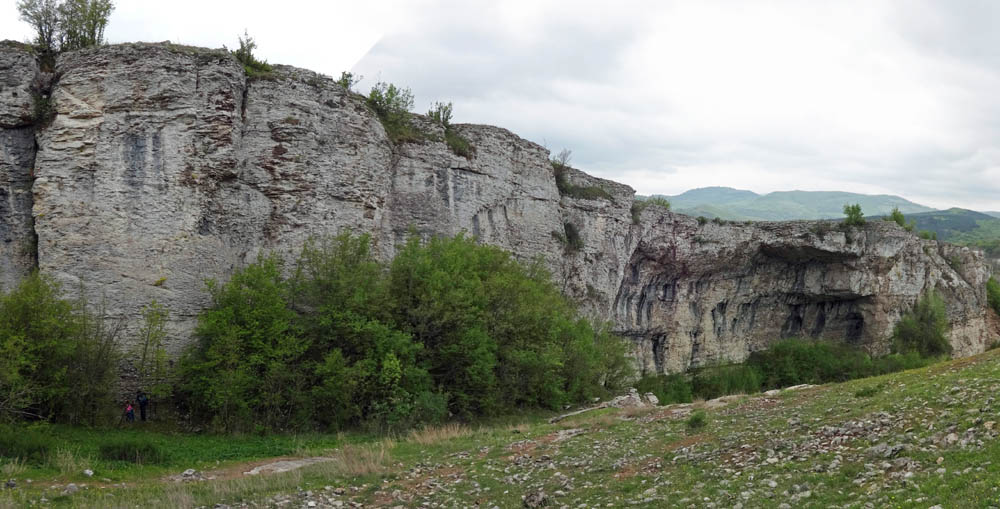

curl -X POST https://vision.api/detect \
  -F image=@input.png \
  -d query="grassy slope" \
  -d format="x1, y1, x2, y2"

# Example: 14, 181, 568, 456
6, 350, 1000, 508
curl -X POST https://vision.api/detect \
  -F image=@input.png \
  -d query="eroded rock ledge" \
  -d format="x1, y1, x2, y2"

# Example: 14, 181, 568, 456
0, 42, 994, 374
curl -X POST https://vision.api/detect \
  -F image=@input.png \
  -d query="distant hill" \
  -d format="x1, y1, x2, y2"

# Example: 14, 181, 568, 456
985, 211, 1000, 219
905, 208, 1000, 259
650, 187, 935, 221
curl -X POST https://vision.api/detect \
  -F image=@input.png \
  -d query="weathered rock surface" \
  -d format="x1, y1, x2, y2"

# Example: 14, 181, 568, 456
0, 43, 38, 291
0, 42, 995, 369
617, 214, 994, 372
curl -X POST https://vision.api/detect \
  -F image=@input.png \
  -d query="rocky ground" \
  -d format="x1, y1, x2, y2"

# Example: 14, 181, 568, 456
6, 349, 1000, 508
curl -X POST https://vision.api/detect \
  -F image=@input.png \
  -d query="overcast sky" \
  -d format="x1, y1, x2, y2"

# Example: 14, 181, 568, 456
2, 0, 999, 210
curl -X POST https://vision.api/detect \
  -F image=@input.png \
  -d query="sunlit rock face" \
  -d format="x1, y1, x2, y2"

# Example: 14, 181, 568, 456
1, 42, 994, 368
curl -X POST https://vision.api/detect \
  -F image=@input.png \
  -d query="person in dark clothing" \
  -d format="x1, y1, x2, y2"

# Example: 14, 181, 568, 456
136, 391, 149, 422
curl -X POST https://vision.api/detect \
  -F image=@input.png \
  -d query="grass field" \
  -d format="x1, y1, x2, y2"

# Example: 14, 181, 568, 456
5, 350, 1000, 508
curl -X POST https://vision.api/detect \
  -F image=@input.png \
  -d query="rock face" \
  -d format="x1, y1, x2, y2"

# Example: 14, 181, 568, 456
0, 42, 38, 291
617, 214, 993, 373
0, 42, 995, 370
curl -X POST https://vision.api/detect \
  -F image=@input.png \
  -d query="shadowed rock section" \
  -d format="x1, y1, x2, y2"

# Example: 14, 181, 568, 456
0, 42, 994, 372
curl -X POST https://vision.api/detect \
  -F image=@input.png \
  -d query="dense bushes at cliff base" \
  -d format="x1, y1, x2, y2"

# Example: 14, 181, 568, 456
176, 233, 633, 432
637, 291, 950, 405
0, 273, 121, 425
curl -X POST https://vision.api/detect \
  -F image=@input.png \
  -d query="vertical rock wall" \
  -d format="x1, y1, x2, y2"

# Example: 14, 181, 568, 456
0, 43, 39, 291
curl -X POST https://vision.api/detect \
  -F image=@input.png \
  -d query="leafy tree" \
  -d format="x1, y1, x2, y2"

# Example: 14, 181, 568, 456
292, 234, 431, 431
17, 0, 60, 56
134, 301, 172, 402
842, 203, 865, 226
17, 0, 113, 56
57, 0, 114, 51
893, 291, 951, 357
177, 255, 306, 432
179, 233, 631, 431
0, 273, 120, 424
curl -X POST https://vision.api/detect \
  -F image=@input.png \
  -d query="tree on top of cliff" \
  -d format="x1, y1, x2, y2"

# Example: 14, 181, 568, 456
842, 203, 865, 226
58, 0, 115, 52
16, 0, 114, 58
232, 30, 273, 79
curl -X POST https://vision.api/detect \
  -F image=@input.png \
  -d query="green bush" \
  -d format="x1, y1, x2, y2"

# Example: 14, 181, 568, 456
919, 230, 937, 240
552, 160, 615, 202
98, 438, 167, 465
842, 203, 865, 226
178, 233, 632, 431
892, 291, 951, 357
0, 425, 52, 463
367, 82, 421, 144
232, 30, 273, 79
635, 373, 692, 405
686, 410, 707, 433
630, 197, 670, 224
987, 277, 1000, 316
633, 338, 936, 406
0, 273, 122, 425
691, 363, 762, 399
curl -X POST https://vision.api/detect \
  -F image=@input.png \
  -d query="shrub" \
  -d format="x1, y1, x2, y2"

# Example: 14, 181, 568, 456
691, 363, 762, 399
0, 273, 121, 424
630, 197, 670, 224
428, 102, 475, 159
0, 426, 51, 464
988, 277, 1000, 315
919, 230, 937, 240
553, 165, 614, 202
686, 410, 707, 433
635, 373, 692, 405
697, 216, 708, 225
893, 291, 951, 357
427, 101, 453, 127
179, 233, 632, 431
133, 301, 172, 402
232, 30, 273, 79
98, 438, 167, 465
853, 382, 886, 398
176, 254, 306, 432
367, 82, 419, 144
842, 203, 865, 226
336, 71, 361, 91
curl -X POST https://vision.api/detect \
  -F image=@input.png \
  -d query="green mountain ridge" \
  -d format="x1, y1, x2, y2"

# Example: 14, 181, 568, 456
651, 186, 935, 221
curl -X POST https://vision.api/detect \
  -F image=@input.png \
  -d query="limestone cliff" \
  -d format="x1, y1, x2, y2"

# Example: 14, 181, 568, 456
0, 42, 994, 373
